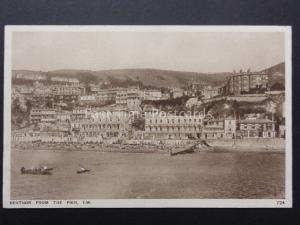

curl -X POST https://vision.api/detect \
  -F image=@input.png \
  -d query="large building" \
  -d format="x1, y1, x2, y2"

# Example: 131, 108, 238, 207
31, 85, 53, 107
189, 81, 210, 92
144, 115, 203, 139
79, 95, 97, 102
143, 116, 237, 140
71, 115, 130, 142
171, 88, 184, 98
70, 104, 132, 142
89, 82, 111, 94
115, 88, 141, 110
71, 107, 91, 120
202, 118, 236, 139
97, 88, 120, 102
30, 84, 85, 107
227, 69, 269, 95
12, 124, 72, 143
30, 108, 58, 124
90, 84, 102, 94
217, 84, 227, 96
15, 73, 47, 81
236, 117, 276, 138
12, 130, 71, 143
50, 84, 85, 96
116, 88, 140, 104
50, 77, 79, 84
14, 85, 34, 95
202, 87, 219, 99
140, 89, 163, 101
116, 89, 128, 104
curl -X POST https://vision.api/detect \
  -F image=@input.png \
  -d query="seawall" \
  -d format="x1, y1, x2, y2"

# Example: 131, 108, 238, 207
207, 138, 285, 150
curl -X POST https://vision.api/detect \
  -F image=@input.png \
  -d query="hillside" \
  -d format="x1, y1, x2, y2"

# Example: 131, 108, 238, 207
12, 62, 285, 88
47, 69, 230, 88
262, 62, 285, 75
262, 62, 285, 88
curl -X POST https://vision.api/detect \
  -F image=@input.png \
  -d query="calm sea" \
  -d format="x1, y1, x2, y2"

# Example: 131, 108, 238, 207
11, 149, 285, 199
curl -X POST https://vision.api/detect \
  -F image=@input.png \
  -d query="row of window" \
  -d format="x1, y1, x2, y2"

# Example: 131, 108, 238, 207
80, 131, 119, 137
146, 126, 201, 132
14, 132, 67, 137
148, 118, 202, 124
205, 122, 224, 126
240, 124, 273, 130
78, 124, 121, 130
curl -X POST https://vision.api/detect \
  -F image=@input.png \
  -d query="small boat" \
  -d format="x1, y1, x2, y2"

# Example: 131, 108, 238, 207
20, 167, 52, 175
40, 166, 54, 171
77, 167, 91, 174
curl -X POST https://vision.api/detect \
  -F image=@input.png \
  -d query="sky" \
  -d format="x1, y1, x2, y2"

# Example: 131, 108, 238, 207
11, 31, 285, 73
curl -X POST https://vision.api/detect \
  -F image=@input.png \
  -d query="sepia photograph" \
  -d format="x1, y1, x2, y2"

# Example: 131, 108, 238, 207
3, 26, 292, 208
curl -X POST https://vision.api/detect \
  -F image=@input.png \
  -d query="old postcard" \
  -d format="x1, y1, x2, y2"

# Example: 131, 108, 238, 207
3, 26, 292, 208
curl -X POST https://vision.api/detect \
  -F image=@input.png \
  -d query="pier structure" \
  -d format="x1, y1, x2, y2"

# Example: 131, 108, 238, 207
170, 139, 212, 156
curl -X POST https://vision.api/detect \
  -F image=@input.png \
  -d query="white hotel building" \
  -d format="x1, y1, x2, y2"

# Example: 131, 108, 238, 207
144, 114, 203, 140
71, 116, 130, 142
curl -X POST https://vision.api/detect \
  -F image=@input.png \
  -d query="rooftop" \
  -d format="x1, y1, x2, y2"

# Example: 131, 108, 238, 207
228, 71, 268, 77
238, 118, 274, 124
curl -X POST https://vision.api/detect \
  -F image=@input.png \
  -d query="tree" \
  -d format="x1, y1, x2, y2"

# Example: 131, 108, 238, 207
131, 117, 145, 130
271, 82, 284, 91
12, 97, 30, 128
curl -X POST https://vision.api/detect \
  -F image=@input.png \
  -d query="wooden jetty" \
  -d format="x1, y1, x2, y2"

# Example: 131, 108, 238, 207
170, 140, 212, 156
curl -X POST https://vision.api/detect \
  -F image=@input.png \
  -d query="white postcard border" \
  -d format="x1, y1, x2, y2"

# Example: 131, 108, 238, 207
3, 25, 292, 208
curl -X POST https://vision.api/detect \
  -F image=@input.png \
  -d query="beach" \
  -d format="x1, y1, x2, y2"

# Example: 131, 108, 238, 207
11, 137, 286, 154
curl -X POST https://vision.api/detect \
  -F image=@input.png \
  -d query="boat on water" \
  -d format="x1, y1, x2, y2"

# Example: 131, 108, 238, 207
20, 166, 52, 175
41, 166, 54, 171
77, 167, 91, 174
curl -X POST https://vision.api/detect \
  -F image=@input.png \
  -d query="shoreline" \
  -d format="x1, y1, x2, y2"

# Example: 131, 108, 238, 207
12, 143, 168, 154
13, 147, 167, 154
12, 144, 285, 154
212, 146, 284, 153
11, 138, 285, 154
